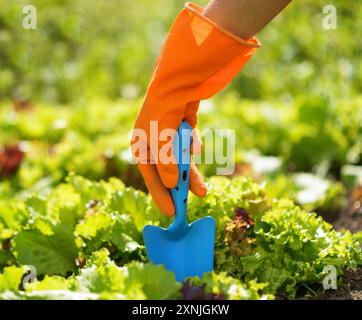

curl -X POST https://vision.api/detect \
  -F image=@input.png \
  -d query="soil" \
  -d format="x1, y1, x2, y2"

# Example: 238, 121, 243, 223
316, 267, 362, 300
331, 207, 362, 234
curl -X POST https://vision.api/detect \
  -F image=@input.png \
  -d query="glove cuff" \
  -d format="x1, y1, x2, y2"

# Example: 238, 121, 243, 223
184, 2, 261, 49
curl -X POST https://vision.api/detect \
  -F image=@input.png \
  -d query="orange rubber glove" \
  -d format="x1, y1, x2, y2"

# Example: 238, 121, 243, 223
131, 2, 261, 216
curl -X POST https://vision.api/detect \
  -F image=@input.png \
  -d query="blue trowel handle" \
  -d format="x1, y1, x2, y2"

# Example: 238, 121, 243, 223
169, 120, 192, 232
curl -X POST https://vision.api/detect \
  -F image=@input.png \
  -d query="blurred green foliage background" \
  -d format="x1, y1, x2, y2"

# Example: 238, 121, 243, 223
1, 0, 362, 213
1, 0, 361, 103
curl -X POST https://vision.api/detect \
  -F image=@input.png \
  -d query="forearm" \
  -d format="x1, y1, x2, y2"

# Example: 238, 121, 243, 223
203, 0, 292, 40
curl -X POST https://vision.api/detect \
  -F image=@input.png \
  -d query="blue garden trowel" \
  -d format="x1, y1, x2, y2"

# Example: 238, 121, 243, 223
143, 120, 215, 282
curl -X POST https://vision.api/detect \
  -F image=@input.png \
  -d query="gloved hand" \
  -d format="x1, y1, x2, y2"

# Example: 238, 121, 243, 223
131, 2, 260, 216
